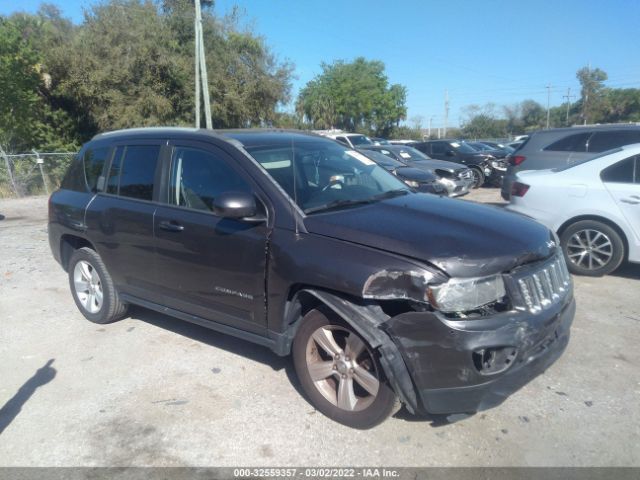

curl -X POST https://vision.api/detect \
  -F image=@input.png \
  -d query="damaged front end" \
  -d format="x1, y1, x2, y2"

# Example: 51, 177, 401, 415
358, 250, 575, 416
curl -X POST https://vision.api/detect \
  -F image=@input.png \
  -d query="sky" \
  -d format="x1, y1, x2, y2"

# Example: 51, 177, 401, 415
3, 0, 640, 128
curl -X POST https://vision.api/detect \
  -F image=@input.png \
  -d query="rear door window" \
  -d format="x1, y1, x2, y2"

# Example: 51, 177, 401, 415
588, 130, 640, 153
544, 132, 592, 152
106, 145, 160, 201
600, 155, 638, 184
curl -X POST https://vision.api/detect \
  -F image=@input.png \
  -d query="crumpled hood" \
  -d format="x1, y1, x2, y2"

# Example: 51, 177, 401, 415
304, 193, 555, 278
394, 166, 436, 182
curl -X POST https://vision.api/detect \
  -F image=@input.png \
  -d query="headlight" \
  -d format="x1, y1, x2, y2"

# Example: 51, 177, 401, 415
490, 160, 500, 168
404, 179, 420, 188
427, 274, 506, 313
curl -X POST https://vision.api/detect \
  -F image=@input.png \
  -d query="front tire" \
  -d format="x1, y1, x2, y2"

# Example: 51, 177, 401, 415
560, 220, 625, 276
292, 308, 398, 429
470, 167, 485, 189
68, 247, 128, 323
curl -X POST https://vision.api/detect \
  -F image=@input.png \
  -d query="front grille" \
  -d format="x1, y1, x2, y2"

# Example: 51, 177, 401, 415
457, 169, 473, 181
512, 254, 572, 314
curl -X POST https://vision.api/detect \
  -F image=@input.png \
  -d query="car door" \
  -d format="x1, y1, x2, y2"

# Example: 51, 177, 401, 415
153, 140, 269, 335
86, 142, 163, 302
602, 154, 640, 239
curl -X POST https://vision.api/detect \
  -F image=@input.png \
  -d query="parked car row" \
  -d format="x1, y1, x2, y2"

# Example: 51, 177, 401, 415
505, 124, 640, 276
411, 140, 507, 188
49, 127, 575, 429
358, 145, 475, 196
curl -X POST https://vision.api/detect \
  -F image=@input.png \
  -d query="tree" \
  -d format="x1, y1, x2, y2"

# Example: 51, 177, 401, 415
603, 88, 640, 123
22, 0, 292, 143
296, 57, 407, 136
0, 17, 46, 151
577, 66, 608, 124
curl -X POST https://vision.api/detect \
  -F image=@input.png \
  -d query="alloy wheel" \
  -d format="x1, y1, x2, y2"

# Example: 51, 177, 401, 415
305, 325, 380, 412
73, 260, 103, 313
566, 229, 614, 271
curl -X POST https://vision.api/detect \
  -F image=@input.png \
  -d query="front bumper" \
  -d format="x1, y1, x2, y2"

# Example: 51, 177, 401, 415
384, 294, 575, 415
416, 182, 447, 195
484, 165, 506, 186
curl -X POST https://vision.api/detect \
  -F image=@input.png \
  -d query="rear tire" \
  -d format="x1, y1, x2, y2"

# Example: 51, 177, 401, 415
560, 220, 624, 276
68, 247, 128, 324
292, 308, 398, 429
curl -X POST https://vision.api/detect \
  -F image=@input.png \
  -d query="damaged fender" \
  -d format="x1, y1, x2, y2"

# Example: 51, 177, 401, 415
281, 288, 420, 414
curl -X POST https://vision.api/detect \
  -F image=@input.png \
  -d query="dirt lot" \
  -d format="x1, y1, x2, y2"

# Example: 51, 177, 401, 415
1, 190, 639, 466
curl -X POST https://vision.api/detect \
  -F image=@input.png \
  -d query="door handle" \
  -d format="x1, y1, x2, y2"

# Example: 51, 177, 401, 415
621, 198, 640, 205
158, 220, 184, 232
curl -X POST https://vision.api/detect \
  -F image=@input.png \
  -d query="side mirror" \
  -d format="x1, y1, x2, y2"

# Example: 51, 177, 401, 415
213, 191, 258, 219
445, 150, 456, 157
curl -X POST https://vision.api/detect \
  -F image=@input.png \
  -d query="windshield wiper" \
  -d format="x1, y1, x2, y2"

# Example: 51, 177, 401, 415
304, 198, 376, 214
304, 189, 410, 214
371, 189, 410, 200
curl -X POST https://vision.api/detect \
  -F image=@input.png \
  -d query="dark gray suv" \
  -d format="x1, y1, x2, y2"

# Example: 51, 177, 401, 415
502, 124, 640, 200
49, 128, 575, 429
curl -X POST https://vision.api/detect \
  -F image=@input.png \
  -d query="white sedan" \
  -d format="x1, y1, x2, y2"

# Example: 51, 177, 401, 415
507, 143, 640, 276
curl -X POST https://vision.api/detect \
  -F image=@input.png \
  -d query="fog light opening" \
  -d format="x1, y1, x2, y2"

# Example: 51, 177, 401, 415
472, 347, 518, 375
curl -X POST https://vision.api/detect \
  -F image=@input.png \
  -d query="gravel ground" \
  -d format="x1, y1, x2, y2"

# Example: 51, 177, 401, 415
0, 190, 639, 467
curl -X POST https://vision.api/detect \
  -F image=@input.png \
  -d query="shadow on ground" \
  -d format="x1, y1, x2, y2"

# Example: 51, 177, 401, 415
130, 306, 311, 401
131, 306, 455, 426
612, 263, 640, 280
0, 359, 57, 435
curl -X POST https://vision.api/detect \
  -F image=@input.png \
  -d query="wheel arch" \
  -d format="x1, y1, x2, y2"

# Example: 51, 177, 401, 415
60, 234, 96, 271
557, 215, 629, 261
279, 286, 419, 413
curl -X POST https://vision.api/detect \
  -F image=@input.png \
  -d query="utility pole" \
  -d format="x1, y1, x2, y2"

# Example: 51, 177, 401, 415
443, 90, 449, 137
545, 84, 552, 129
562, 87, 576, 126
583, 62, 591, 125
194, 5, 200, 128
428, 117, 433, 138
194, 0, 212, 129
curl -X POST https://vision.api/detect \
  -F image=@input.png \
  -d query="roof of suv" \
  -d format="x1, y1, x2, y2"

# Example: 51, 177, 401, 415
527, 123, 640, 137
91, 127, 326, 148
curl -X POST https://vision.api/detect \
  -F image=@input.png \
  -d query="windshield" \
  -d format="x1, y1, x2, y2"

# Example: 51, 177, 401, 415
245, 139, 410, 213
393, 146, 431, 161
358, 149, 406, 169
349, 135, 373, 146
452, 141, 478, 154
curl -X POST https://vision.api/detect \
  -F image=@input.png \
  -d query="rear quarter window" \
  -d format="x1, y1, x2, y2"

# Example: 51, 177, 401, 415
83, 147, 110, 191
600, 155, 639, 184
60, 154, 86, 192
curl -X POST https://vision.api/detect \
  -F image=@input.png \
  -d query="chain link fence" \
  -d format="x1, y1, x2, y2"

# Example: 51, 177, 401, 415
0, 150, 77, 198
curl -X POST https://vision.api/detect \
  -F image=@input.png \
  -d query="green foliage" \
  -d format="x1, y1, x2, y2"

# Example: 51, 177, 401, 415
296, 57, 407, 136
0, 0, 293, 153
